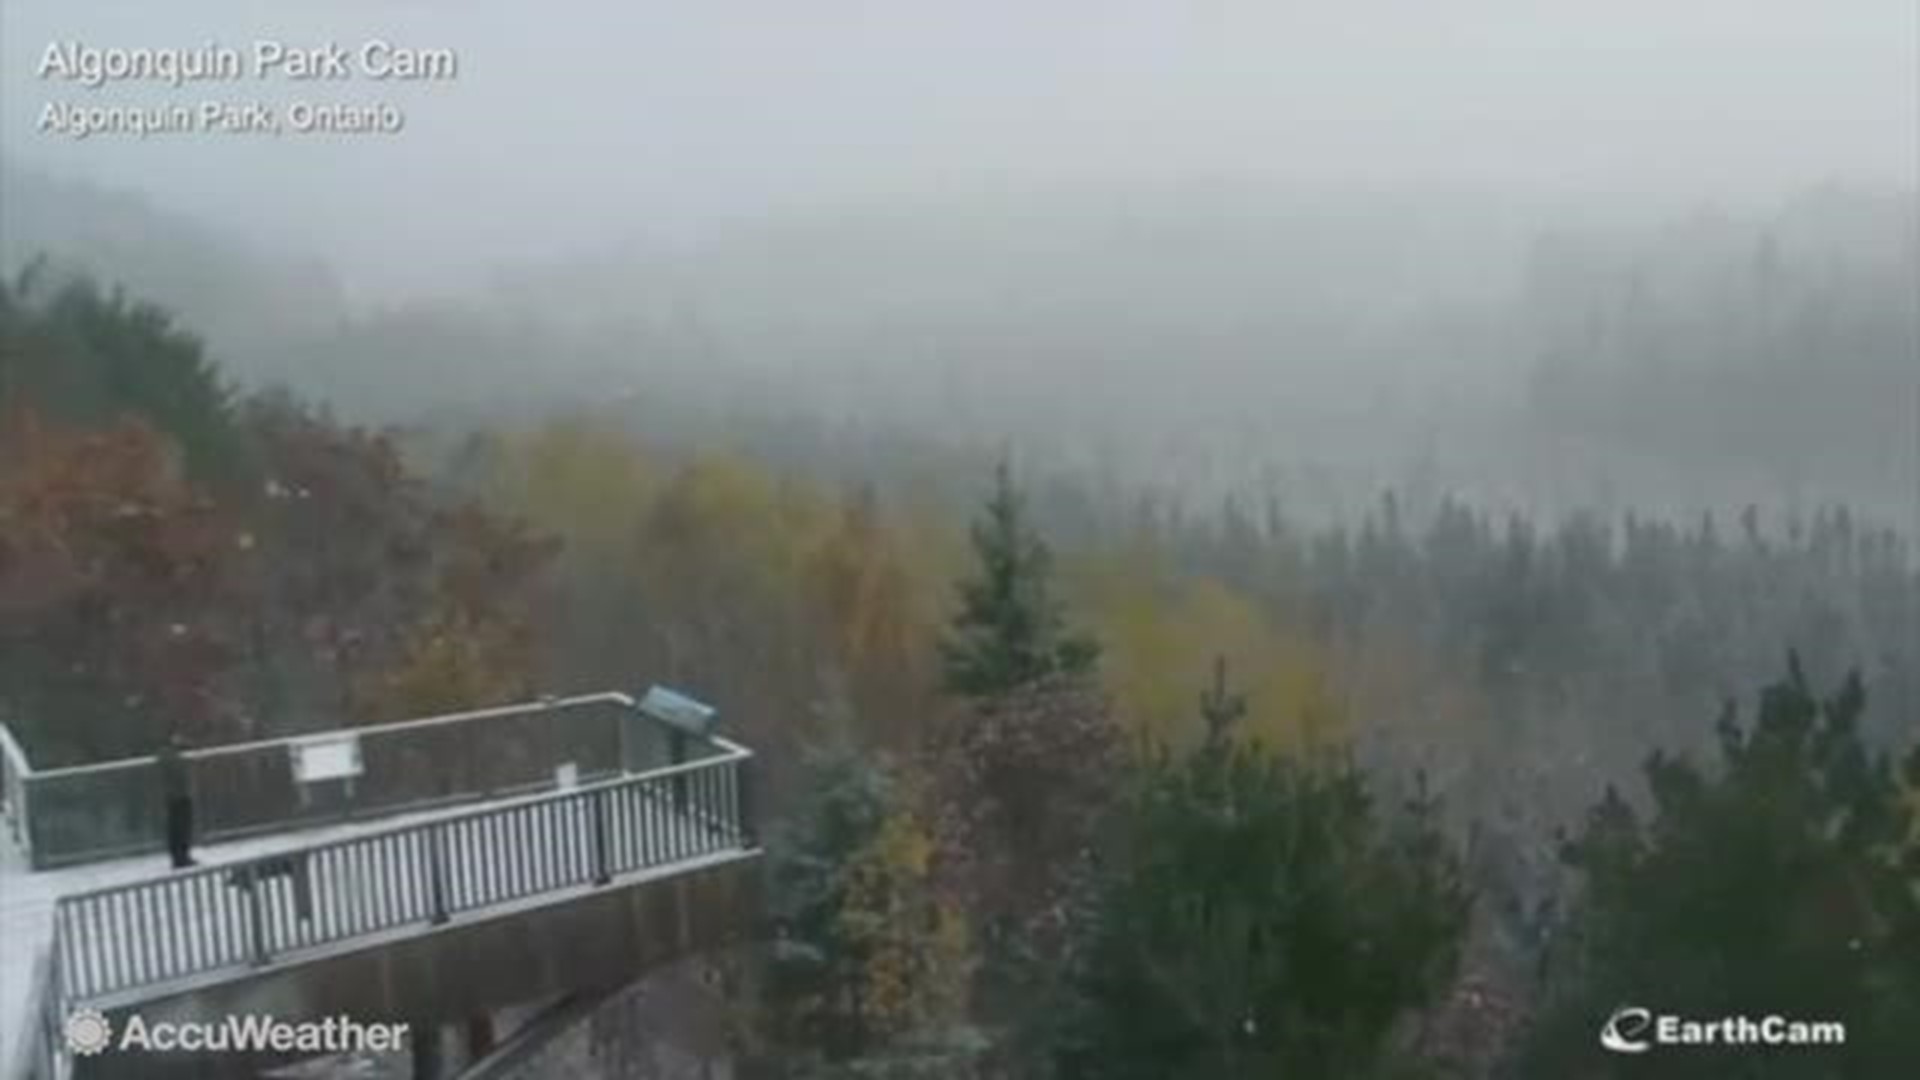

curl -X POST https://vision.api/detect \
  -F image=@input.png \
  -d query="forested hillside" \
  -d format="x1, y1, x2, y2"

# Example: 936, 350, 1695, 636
1521, 187, 1917, 516
3, 269, 1913, 1076
10, 167, 1912, 524
0, 272, 545, 764
0, 158, 347, 360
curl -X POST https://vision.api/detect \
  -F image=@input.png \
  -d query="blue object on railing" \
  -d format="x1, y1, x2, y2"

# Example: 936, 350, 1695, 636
637, 686, 719, 737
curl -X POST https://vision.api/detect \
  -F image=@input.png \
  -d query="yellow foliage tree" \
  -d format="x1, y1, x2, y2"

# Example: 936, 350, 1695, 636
473, 420, 1361, 772
641, 456, 840, 618
1072, 547, 1340, 749
483, 419, 659, 562
354, 608, 532, 721
837, 784, 971, 1042
806, 493, 947, 745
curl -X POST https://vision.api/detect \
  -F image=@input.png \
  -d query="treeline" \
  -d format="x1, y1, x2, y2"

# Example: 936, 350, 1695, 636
0, 271, 547, 763
1520, 187, 1917, 515
732, 465, 1920, 1078
2, 273, 1915, 1076
1151, 485, 1916, 788
436, 330, 1919, 1076
1062, 481, 1919, 994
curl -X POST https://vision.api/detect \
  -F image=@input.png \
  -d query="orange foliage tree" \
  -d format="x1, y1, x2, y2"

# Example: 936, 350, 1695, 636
0, 412, 241, 759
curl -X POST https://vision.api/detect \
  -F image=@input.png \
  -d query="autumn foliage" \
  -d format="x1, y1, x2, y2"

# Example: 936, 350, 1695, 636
8, 272, 1913, 1078
0, 275, 549, 760
0, 413, 237, 757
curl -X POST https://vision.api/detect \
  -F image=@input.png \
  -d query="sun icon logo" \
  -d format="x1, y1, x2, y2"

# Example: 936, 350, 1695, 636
63, 1008, 112, 1056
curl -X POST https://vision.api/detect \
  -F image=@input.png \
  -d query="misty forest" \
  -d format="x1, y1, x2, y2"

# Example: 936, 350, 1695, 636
2, 4, 1918, 1080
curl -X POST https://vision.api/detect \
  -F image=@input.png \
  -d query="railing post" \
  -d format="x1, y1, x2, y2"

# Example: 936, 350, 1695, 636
34, 938, 64, 1080
737, 757, 757, 848
426, 828, 450, 925
591, 789, 612, 886
4, 766, 20, 849
669, 730, 689, 814
243, 864, 270, 966
0, 723, 35, 864
16, 775, 30, 860
1, 746, 12, 843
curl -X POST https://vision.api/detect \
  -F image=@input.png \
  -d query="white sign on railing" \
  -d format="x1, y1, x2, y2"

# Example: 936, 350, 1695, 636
291, 735, 363, 783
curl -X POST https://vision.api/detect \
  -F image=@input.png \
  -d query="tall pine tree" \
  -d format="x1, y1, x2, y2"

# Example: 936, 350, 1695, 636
1521, 658, 1920, 1077
940, 461, 1098, 700
1054, 669, 1469, 1079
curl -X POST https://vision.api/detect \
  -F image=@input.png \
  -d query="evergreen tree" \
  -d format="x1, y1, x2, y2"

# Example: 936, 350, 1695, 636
1054, 676, 1469, 1079
763, 741, 896, 1061
931, 465, 1114, 1069
1521, 658, 1920, 1077
940, 461, 1098, 699
759, 740, 974, 1075
0, 267, 241, 484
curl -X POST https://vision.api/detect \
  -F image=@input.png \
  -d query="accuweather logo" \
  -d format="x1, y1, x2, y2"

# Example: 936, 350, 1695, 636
1600, 1005, 1845, 1054
62, 1009, 112, 1056
61, 1010, 407, 1056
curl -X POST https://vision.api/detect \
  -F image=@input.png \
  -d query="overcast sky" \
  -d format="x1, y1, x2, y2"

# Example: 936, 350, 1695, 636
3, 1, 1915, 294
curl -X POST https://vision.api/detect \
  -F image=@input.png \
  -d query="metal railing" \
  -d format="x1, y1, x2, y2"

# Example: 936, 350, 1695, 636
1, 693, 681, 869
34, 946, 62, 1080
50, 739, 756, 1003
9, 944, 59, 1080
1, 722, 33, 852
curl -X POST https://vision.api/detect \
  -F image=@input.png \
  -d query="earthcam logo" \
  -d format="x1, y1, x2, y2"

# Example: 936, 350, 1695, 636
1600, 1006, 1655, 1053
1600, 1005, 1845, 1053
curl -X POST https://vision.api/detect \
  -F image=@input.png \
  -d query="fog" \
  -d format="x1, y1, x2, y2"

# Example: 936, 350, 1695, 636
0, 1, 1915, 524
4, 1, 1915, 295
